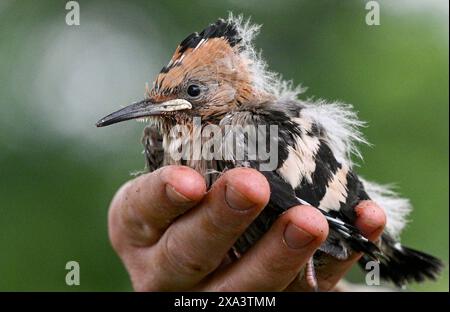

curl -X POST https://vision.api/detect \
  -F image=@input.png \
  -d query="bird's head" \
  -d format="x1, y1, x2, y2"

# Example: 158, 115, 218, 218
96, 15, 280, 128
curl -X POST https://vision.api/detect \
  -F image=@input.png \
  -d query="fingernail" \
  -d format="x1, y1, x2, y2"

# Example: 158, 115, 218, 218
225, 185, 255, 211
283, 223, 315, 249
165, 184, 192, 205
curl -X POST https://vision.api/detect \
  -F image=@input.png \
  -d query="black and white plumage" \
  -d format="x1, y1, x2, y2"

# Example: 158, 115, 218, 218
97, 15, 443, 288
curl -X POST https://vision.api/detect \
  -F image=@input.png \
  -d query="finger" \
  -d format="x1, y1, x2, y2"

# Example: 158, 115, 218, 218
288, 200, 386, 291
204, 205, 329, 291
108, 165, 207, 250
354, 200, 386, 241
141, 168, 271, 291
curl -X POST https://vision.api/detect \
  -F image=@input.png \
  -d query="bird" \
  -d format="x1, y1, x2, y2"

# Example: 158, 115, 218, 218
96, 15, 443, 290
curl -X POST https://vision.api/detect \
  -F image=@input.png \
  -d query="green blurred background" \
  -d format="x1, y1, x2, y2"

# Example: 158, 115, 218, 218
0, 0, 448, 291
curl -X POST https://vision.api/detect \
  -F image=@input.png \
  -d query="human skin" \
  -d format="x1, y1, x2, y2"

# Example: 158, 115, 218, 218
108, 166, 386, 291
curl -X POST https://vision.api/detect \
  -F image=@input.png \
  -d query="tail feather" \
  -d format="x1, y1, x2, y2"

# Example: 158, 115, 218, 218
359, 234, 444, 287
317, 208, 380, 259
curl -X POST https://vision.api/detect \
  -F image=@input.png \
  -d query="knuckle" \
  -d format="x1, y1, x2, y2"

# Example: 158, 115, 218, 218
108, 179, 161, 248
109, 180, 134, 214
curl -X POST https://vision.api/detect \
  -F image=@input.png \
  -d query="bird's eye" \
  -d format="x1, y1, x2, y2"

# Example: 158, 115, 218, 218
187, 84, 201, 97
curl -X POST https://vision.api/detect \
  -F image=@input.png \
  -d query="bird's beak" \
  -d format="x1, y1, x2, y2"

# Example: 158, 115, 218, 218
96, 98, 192, 127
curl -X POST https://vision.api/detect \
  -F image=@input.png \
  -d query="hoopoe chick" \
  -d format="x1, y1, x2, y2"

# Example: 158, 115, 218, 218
97, 15, 442, 290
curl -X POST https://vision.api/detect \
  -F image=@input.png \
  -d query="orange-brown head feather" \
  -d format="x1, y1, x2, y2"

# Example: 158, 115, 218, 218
147, 18, 272, 120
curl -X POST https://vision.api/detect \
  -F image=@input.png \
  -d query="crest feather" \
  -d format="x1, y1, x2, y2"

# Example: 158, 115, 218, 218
165, 13, 304, 100
226, 13, 304, 100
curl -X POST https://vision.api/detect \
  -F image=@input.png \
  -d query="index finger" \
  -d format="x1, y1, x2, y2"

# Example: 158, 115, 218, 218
108, 166, 207, 250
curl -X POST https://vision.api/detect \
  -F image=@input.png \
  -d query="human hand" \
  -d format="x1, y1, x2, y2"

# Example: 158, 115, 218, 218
108, 166, 386, 291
